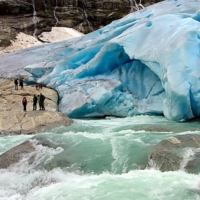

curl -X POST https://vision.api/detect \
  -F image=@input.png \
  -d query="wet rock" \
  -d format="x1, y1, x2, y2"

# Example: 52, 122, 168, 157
33, 135, 64, 149
149, 134, 200, 173
0, 141, 35, 168
124, 123, 200, 133
0, 135, 70, 169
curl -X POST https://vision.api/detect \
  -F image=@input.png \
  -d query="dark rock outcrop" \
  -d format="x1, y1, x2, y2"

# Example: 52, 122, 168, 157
149, 134, 200, 173
0, 135, 70, 170
0, 135, 66, 169
0, 0, 162, 48
0, 141, 35, 168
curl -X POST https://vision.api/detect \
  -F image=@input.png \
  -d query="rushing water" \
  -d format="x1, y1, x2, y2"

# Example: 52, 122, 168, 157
1, 115, 200, 200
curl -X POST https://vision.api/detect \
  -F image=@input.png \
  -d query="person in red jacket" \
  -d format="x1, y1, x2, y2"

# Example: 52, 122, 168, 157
22, 97, 27, 111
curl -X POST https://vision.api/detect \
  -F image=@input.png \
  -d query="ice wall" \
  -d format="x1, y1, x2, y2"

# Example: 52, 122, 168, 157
0, 0, 200, 121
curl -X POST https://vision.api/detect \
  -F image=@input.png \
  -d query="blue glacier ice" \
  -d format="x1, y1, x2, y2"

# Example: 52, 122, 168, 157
0, 0, 200, 121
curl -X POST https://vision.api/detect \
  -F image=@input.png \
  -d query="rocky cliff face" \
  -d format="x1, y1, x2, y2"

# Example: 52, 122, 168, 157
0, 0, 161, 48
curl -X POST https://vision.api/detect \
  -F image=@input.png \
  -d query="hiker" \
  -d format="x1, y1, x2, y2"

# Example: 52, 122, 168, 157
33, 95, 37, 110
37, 95, 41, 110
14, 79, 18, 90
19, 78, 24, 89
36, 84, 39, 90
40, 93, 45, 110
22, 97, 27, 111
39, 84, 43, 89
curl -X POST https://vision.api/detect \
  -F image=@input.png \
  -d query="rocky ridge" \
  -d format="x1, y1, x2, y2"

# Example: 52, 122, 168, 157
0, 0, 161, 48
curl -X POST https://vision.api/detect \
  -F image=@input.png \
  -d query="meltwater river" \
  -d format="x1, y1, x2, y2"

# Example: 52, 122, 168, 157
0, 115, 200, 200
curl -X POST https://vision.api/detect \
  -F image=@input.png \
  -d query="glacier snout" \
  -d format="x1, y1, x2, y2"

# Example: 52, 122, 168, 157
0, 0, 200, 121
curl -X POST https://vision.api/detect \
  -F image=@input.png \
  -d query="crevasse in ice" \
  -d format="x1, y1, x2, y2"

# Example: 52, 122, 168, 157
0, 0, 200, 121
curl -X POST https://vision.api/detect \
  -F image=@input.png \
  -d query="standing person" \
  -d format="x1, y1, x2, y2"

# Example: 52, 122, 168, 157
37, 95, 41, 110
22, 97, 27, 112
14, 79, 18, 90
33, 95, 38, 110
36, 84, 39, 90
19, 78, 24, 89
40, 93, 45, 110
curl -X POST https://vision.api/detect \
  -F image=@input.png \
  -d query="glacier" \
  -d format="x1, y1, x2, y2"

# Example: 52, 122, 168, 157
0, 0, 200, 121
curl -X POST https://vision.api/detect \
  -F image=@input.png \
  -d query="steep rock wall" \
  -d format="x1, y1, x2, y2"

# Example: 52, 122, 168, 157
0, 0, 161, 48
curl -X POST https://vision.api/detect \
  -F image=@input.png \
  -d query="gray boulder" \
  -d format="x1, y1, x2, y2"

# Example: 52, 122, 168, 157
0, 141, 35, 168
149, 134, 200, 173
0, 135, 68, 169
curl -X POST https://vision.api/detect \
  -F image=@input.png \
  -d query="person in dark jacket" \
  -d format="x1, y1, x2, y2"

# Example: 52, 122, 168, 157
22, 97, 27, 111
33, 95, 37, 110
14, 79, 18, 90
19, 78, 24, 89
40, 93, 45, 110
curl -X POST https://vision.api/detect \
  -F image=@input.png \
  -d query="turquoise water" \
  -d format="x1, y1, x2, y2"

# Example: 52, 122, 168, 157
0, 115, 200, 200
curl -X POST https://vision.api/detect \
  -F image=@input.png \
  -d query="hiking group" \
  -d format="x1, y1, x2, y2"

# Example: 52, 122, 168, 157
14, 78, 24, 90
22, 93, 46, 112
15, 78, 46, 112
33, 93, 46, 111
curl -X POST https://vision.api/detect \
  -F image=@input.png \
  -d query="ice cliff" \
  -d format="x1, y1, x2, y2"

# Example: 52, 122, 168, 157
0, 0, 200, 121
